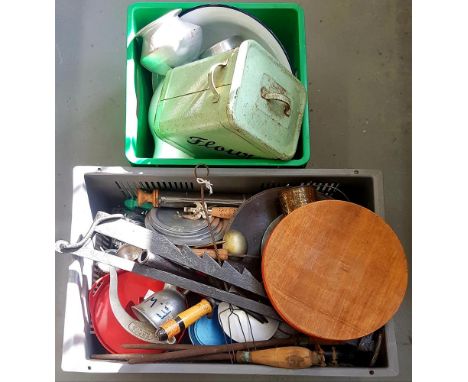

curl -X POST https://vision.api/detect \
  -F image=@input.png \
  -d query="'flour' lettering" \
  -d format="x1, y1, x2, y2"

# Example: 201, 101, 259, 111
187, 136, 207, 145
186, 136, 254, 159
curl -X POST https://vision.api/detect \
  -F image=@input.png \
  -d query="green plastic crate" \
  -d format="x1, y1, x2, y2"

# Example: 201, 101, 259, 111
125, 2, 309, 167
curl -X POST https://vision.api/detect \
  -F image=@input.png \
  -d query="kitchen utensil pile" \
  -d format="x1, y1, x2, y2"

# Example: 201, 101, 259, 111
56, 167, 407, 369
55, 5, 407, 370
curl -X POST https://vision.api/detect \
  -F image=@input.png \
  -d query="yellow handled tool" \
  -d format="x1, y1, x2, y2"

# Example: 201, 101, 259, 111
155, 299, 213, 341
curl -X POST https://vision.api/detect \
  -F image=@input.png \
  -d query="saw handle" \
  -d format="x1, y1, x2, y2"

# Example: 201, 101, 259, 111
155, 299, 213, 341
236, 346, 320, 369
137, 189, 159, 207
191, 248, 229, 260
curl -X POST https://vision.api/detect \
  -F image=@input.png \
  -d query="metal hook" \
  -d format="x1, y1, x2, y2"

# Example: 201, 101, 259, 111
194, 164, 210, 179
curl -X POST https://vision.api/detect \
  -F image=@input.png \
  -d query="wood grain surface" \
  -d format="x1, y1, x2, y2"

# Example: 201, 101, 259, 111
262, 200, 407, 341
191, 248, 229, 260
210, 207, 237, 219
238, 346, 318, 368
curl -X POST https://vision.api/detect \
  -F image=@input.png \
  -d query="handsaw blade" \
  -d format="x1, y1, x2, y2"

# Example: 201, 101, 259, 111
93, 212, 266, 297
56, 243, 280, 320
178, 245, 266, 297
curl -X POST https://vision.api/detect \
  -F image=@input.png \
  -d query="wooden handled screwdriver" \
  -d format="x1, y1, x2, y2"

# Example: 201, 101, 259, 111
154, 347, 323, 368
112, 347, 321, 369
103, 347, 324, 368
120, 348, 319, 368
235, 346, 322, 369
127, 339, 323, 365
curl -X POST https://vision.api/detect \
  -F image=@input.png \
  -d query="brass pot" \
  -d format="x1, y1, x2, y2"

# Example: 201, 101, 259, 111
279, 185, 317, 215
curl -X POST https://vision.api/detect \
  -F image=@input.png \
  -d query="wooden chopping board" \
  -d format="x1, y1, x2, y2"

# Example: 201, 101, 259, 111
262, 200, 407, 341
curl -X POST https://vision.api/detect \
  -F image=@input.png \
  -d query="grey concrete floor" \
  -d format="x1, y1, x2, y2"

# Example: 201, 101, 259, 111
55, 0, 411, 381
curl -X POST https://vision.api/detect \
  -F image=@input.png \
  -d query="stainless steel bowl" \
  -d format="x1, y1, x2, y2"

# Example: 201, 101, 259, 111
200, 35, 244, 59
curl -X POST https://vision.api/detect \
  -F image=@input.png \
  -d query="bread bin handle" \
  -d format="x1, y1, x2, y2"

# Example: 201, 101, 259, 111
208, 60, 229, 103
261, 87, 291, 117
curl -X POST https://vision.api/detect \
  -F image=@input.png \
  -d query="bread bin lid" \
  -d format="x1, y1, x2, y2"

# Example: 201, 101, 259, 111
228, 40, 307, 159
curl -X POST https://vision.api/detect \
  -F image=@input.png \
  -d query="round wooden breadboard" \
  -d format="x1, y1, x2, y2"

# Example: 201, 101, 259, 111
262, 200, 407, 341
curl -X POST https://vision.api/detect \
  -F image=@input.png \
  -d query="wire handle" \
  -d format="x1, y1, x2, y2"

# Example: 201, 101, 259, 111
208, 60, 229, 103
260, 87, 291, 116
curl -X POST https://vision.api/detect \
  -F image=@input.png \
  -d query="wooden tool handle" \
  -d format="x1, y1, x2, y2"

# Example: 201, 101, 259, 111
127, 338, 319, 364
191, 248, 229, 260
210, 207, 237, 219
137, 189, 159, 207
155, 299, 213, 341
236, 346, 319, 369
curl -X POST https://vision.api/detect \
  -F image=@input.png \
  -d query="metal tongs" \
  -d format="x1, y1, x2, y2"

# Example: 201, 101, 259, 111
55, 212, 279, 320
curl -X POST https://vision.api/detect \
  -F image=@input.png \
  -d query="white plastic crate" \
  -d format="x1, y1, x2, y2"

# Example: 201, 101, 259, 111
60, 166, 399, 377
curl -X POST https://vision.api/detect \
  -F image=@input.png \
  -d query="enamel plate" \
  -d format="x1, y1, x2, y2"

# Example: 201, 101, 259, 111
180, 5, 292, 72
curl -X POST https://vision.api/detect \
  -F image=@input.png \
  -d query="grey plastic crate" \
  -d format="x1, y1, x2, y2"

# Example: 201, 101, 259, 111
61, 166, 399, 377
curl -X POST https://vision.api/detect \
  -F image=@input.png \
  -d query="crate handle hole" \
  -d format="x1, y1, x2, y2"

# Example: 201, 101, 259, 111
139, 250, 148, 263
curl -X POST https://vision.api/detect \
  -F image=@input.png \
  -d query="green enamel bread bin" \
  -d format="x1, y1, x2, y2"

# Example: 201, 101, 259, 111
126, 2, 309, 167
151, 40, 307, 160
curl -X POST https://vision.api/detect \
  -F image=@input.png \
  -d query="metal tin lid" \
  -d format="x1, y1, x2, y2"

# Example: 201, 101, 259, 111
228, 40, 307, 160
